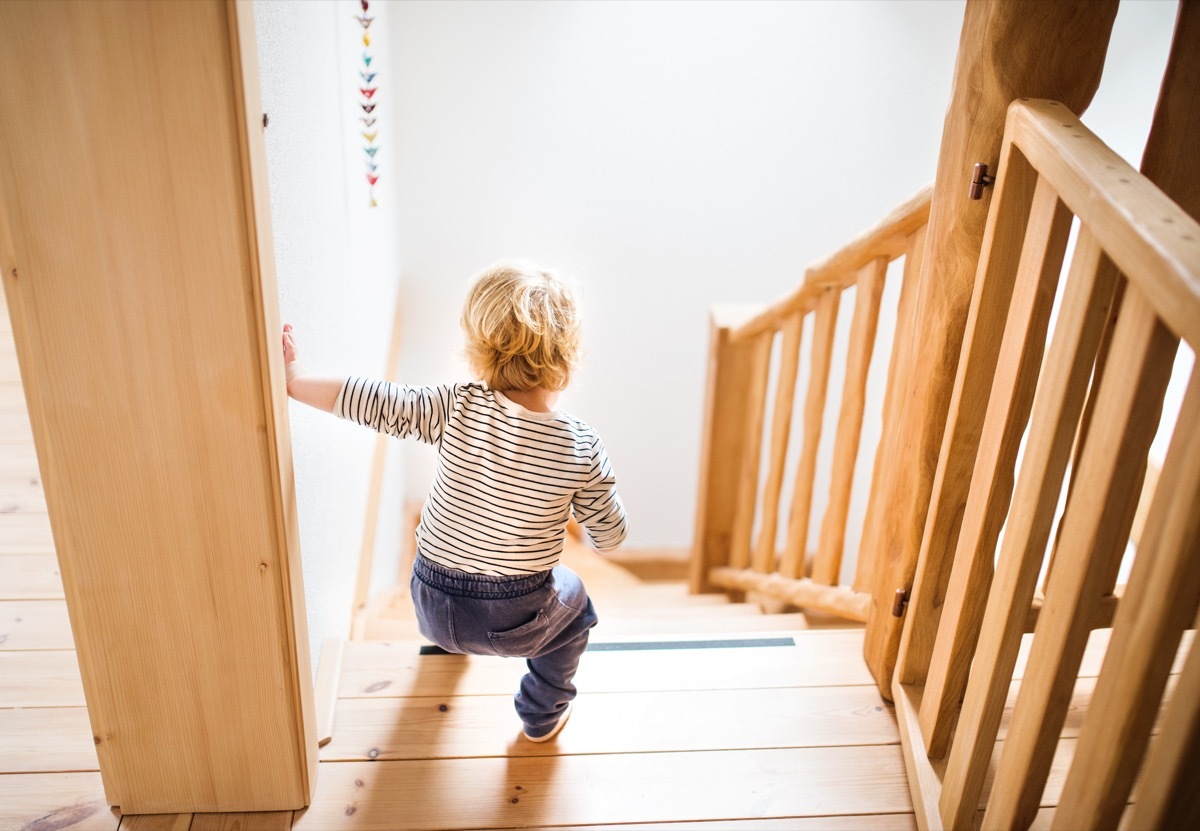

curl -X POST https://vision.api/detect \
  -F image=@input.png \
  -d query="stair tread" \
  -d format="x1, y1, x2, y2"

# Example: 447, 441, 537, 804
365, 614, 811, 641
340, 629, 872, 698
321, 684, 897, 763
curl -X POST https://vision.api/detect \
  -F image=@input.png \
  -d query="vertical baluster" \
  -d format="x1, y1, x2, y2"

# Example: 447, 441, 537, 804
780, 289, 841, 579
895, 145, 1039, 688
1052, 370, 1200, 829
728, 330, 774, 571
1127, 606, 1200, 830
983, 286, 1179, 830
856, 227, 926, 594
811, 257, 887, 587
690, 307, 768, 593
752, 313, 804, 574
918, 176, 1073, 756
938, 229, 1118, 829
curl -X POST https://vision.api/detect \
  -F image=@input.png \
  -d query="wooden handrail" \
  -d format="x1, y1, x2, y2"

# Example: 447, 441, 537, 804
895, 99, 1200, 831
692, 184, 932, 623
728, 183, 932, 344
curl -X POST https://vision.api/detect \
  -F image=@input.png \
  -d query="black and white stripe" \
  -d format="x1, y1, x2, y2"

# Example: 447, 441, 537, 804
336, 378, 628, 575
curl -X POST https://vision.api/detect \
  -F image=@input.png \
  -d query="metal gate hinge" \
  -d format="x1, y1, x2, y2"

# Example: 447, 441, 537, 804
968, 163, 996, 200
892, 588, 909, 618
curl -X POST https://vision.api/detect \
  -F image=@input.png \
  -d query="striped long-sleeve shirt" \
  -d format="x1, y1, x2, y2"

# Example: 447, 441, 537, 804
335, 378, 628, 575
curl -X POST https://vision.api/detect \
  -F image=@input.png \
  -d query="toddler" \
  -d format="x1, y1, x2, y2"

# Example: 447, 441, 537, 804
282, 260, 627, 741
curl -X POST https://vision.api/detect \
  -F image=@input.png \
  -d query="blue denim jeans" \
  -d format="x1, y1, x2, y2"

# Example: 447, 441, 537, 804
410, 553, 599, 738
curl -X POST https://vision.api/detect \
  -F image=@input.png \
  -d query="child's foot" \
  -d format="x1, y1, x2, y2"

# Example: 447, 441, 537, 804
523, 702, 573, 743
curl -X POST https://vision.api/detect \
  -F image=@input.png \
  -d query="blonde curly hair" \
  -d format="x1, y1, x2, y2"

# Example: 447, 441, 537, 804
461, 260, 581, 392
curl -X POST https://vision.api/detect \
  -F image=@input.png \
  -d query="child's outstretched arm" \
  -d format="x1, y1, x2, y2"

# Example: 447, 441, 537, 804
282, 324, 343, 413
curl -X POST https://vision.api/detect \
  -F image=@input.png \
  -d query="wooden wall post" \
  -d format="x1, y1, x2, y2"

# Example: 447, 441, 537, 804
0, 0, 316, 812
863, 0, 1118, 697
690, 305, 766, 594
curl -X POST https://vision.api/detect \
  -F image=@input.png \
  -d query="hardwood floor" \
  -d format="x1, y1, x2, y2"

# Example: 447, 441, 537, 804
0, 290, 917, 830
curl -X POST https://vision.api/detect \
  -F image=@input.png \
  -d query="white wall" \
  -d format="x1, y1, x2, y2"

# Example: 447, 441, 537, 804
254, 0, 405, 674
383, 0, 1185, 557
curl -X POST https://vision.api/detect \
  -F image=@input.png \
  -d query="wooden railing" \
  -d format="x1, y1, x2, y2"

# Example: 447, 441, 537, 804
893, 99, 1200, 829
691, 183, 931, 621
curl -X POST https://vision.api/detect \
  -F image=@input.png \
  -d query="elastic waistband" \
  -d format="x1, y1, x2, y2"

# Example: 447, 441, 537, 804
413, 554, 551, 599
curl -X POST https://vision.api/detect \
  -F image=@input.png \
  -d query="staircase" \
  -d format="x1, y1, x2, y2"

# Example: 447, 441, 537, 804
285, 542, 909, 830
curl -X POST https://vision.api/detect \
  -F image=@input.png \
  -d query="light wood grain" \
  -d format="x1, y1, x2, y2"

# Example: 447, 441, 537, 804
865, 0, 1118, 698
0, 772, 116, 830
1010, 101, 1200, 346
855, 228, 926, 595
0, 705, 98, 773
812, 258, 887, 587
0, 649, 86, 707
709, 568, 870, 621
1128, 621, 1200, 830
119, 814, 194, 831
0, 553, 64, 599
314, 638, 344, 749
565, 818, 916, 831
190, 813, 293, 831
938, 227, 1119, 829
895, 141, 1040, 691
918, 174, 1073, 757
0, 599, 74, 651
983, 287, 1177, 829
1053, 371, 1200, 829
340, 631, 875, 698
292, 747, 913, 831
729, 332, 774, 571
752, 314, 804, 574
0, 471, 45, 513
323, 685, 897, 762
780, 290, 840, 579
0, 0, 314, 811
0, 512, 54, 555
690, 304, 766, 593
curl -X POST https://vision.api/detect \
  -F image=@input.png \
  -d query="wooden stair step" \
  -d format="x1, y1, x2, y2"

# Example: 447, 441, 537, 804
0, 472, 46, 513
0, 772, 115, 831
564, 818, 917, 831
0, 650, 85, 707
0, 512, 55, 555
0, 599, 73, 650
340, 631, 873, 698
0, 553, 64, 599
292, 746, 913, 831
0, 706, 97, 774
321, 685, 898, 763
591, 613, 809, 635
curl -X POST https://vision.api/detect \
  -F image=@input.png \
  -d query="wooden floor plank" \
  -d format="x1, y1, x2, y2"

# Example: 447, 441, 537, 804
0, 472, 46, 513
0, 441, 38, 476
322, 685, 898, 763
564, 818, 916, 831
0, 706, 97, 773
0, 599, 74, 650
365, 616, 811, 641
0, 553, 64, 599
0, 650, 86, 707
340, 631, 873, 699
190, 812, 293, 830
293, 746, 913, 831
0, 771, 117, 830
119, 814, 193, 831
0, 511, 55, 555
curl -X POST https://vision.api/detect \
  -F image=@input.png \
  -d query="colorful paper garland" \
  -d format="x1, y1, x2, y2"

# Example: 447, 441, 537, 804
358, 0, 378, 207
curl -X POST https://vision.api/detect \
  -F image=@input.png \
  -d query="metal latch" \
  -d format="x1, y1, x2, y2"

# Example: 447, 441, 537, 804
892, 588, 909, 618
968, 163, 996, 200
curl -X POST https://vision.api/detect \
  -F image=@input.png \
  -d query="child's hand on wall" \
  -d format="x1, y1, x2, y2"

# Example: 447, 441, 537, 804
282, 324, 303, 387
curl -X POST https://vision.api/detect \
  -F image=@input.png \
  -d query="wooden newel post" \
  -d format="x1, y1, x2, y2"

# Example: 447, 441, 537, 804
0, 0, 316, 812
690, 306, 766, 594
863, 0, 1118, 698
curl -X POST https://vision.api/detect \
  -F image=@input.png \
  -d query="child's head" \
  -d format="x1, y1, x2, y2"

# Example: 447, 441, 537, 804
461, 259, 581, 392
